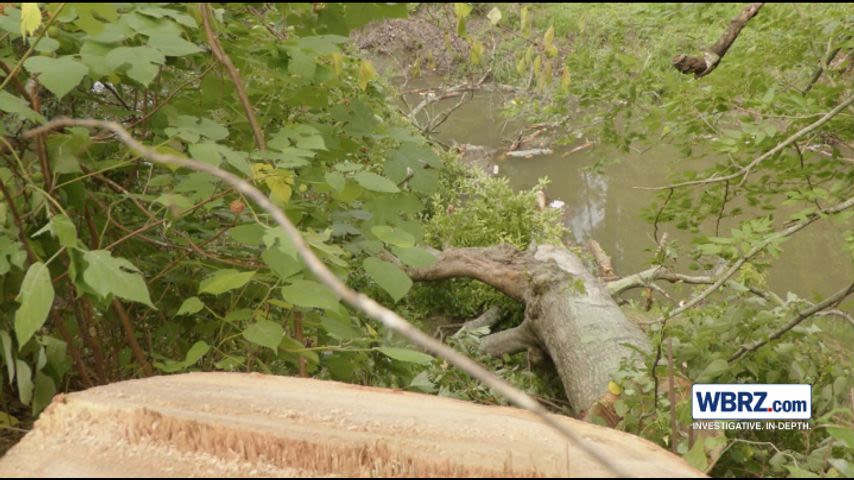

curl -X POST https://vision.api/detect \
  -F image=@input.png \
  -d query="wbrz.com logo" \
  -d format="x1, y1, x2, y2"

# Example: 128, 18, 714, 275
692, 384, 811, 420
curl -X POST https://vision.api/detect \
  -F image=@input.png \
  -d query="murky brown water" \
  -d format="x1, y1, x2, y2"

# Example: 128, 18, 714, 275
401, 80, 852, 302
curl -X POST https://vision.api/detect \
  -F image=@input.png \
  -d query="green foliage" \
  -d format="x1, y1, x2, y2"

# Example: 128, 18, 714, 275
0, 3, 469, 427
612, 291, 854, 477
0, 4, 850, 478
451, 4, 854, 477
426, 170, 565, 250
409, 325, 569, 414
409, 165, 567, 319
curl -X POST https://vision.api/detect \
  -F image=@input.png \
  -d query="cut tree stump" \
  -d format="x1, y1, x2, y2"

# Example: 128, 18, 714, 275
0, 372, 703, 477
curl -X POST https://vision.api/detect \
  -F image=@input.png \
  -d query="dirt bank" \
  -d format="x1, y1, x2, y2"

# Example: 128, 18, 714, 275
353, 5, 471, 76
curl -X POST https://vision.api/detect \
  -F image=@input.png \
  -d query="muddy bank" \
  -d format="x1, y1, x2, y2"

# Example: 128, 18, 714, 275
353, 7, 470, 76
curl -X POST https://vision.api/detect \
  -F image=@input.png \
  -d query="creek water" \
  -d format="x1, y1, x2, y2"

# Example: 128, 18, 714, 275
400, 80, 853, 302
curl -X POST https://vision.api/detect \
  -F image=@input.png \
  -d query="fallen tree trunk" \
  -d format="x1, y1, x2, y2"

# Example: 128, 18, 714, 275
0, 372, 703, 477
407, 244, 651, 415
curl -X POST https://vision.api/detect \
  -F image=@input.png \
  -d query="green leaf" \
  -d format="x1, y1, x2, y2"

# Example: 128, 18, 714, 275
153, 341, 210, 373
320, 315, 360, 341
391, 246, 437, 268
41, 335, 68, 378
371, 225, 415, 248
147, 33, 202, 57
166, 115, 229, 142
827, 426, 854, 449
325, 171, 345, 192
83, 250, 154, 307
363, 257, 412, 303
683, 439, 708, 472
697, 358, 729, 382
198, 269, 255, 296
272, 124, 326, 151
358, 59, 377, 91
0, 235, 26, 275
63, 4, 118, 35
409, 370, 436, 393
32, 373, 56, 415
228, 224, 266, 246
19, 3, 41, 38
263, 226, 297, 259
487, 7, 502, 25
454, 3, 473, 19
262, 246, 303, 280
188, 142, 224, 167
354, 171, 399, 193
1, 330, 14, 383
15, 359, 32, 405
784, 466, 820, 478
50, 214, 78, 248
23, 56, 88, 99
242, 320, 283, 353
14, 262, 54, 347
281, 279, 339, 310
279, 335, 317, 364
176, 296, 204, 316
105, 46, 165, 86
376, 347, 433, 365
287, 48, 317, 79
0, 92, 44, 123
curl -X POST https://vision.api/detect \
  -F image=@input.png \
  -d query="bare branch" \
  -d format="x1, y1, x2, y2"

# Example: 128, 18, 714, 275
481, 321, 539, 357
460, 305, 504, 331
606, 267, 715, 296
815, 309, 854, 327
644, 94, 854, 191
587, 239, 618, 280
650, 195, 854, 325
200, 3, 267, 151
25, 118, 630, 478
803, 34, 849, 95
672, 3, 764, 78
730, 281, 854, 361
406, 245, 530, 300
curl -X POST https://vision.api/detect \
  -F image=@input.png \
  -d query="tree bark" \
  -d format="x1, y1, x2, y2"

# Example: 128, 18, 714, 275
408, 244, 650, 415
672, 3, 764, 78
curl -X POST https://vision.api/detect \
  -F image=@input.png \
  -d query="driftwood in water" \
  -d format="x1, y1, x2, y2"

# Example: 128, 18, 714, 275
0, 372, 703, 477
506, 148, 554, 158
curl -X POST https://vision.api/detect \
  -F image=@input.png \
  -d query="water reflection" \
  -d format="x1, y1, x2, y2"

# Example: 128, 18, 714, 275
397, 79, 853, 301
569, 169, 608, 245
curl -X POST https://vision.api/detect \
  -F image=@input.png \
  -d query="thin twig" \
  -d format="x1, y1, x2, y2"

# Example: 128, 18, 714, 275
729, 281, 854, 361
653, 195, 854, 325
200, 4, 267, 151
644, 94, 854, 191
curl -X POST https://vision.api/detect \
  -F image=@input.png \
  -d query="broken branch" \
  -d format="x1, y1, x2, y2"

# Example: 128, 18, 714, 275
672, 3, 764, 78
